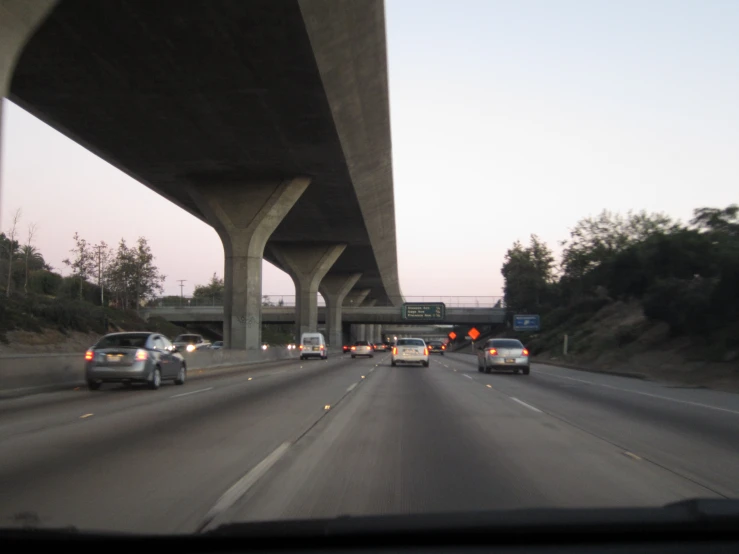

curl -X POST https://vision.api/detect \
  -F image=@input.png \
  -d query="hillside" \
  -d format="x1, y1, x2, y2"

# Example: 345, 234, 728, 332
0, 294, 186, 354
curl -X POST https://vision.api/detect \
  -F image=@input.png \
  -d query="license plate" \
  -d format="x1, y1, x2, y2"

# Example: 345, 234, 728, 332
313, 346, 320, 351
505, 358, 515, 363
107, 355, 122, 362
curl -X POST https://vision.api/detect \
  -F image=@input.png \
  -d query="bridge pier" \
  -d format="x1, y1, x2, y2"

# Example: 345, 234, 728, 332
187, 177, 310, 350
267, 243, 346, 339
319, 272, 361, 348
0, 0, 57, 209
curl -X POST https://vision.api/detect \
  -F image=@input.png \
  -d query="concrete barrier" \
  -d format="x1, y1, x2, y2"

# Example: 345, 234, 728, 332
0, 347, 312, 398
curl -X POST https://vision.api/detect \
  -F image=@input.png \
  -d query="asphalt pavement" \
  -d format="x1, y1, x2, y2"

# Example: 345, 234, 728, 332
0, 350, 737, 533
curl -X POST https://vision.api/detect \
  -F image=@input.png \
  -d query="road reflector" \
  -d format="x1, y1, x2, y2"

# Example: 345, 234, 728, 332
623, 451, 642, 461
486, 384, 492, 389
248, 377, 253, 381
80, 413, 94, 419
324, 405, 331, 410
361, 375, 365, 379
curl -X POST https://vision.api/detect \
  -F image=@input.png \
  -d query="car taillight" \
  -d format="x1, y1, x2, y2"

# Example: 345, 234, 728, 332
392, 347, 397, 355
489, 348, 497, 355
522, 348, 529, 356
320, 345, 324, 350
424, 348, 428, 355
442, 345, 445, 350
299, 345, 303, 350
84, 350, 94, 361
351, 346, 356, 350
135, 349, 148, 361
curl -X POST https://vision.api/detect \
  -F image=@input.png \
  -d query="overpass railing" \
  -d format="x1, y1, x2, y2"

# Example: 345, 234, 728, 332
149, 296, 505, 308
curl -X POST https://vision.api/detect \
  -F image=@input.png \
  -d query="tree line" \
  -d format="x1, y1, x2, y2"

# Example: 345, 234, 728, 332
1, 208, 164, 312
501, 204, 739, 338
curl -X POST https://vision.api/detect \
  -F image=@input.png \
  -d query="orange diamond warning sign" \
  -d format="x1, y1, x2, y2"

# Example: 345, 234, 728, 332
468, 327, 480, 340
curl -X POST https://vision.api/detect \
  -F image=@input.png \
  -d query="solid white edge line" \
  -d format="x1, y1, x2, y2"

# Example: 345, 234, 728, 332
510, 397, 542, 413
201, 441, 291, 526
170, 387, 213, 398
536, 371, 739, 416
346, 383, 357, 392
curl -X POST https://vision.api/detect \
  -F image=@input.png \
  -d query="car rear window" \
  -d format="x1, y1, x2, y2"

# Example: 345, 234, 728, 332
303, 337, 321, 346
397, 339, 425, 346
96, 334, 150, 349
491, 339, 524, 349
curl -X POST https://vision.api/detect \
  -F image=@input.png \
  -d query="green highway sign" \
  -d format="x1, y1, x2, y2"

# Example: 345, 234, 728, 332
402, 303, 446, 321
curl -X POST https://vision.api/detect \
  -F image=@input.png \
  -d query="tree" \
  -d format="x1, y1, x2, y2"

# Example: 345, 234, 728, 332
193, 273, 224, 303
560, 209, 675, 281
5, 209, 22, 297
501, 234, 555, 311
23, 223, 38, 294
107, 237, 165, 312
63, 232, 95, 300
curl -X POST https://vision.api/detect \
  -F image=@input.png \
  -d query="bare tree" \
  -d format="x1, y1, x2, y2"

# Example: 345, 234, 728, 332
24, 222, 37, 294
5, 208, 21, 297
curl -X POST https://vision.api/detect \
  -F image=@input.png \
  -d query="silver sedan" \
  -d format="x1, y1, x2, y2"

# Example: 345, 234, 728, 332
85, 332, 187, 390
477, 338, 530, 375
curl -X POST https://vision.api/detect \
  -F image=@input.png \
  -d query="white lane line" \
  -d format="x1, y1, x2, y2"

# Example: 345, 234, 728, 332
346, 383, 357, 392
510, 397, 542, 413
463, 374, 473, 380
537, 371, 739, 416
170, 387, 213, 398
200, 442, 290, 529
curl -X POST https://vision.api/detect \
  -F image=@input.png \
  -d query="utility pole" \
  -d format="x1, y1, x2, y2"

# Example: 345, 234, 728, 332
177, 279, 187, 307
93, 245, 106, 305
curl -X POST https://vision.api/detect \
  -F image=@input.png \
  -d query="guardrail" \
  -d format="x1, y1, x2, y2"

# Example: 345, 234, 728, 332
149, 296, 505, 308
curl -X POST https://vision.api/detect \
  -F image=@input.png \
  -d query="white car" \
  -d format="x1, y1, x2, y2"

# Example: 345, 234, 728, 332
391, 338, 429, 367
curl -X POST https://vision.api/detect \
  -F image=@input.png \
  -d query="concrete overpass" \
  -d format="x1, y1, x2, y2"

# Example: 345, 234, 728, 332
142, 306, 505, 344
1, 0, 399, 350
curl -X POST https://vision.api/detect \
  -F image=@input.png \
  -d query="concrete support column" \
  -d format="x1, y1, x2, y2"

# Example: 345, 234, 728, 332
268, 243, 346, 338
319, 272, 361, 348
357, 324, 366, 341
362, 298, 376, 343
187, 177, 310, 350
0, 1, 58, 212
376, 324, 383, 343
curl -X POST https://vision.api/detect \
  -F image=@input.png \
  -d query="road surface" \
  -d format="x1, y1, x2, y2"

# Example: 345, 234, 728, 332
0, 351, 737, 533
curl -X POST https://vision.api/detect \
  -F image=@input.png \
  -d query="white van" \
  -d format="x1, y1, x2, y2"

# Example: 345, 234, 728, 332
299, 332, 327, 360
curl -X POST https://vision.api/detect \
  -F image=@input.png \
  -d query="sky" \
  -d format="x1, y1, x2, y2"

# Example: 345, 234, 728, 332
2, 0, 738, 298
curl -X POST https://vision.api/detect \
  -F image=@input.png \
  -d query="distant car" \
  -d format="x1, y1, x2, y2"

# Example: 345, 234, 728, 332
173, 333, 211, 353
85, 332, 186, 390
287, 343, 297, 350
391, 338, 429, 367
210, 341, 224, 350
351, 341, 373, 358
477, 338, 530, 375
374, 343, 388, 352
427, 340, 446, 355
342, 345, 351, 353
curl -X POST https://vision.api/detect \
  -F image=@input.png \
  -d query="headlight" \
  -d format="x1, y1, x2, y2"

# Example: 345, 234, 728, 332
186, 344, 196, 352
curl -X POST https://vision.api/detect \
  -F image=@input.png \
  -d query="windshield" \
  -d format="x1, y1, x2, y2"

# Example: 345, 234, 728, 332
397, 339, 426, 346
95, 333, 150, 349
174, 335, 200, 344
3, 0, 739, 537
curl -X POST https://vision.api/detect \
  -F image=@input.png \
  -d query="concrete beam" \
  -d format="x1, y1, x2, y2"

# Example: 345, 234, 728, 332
319, 272, 361, 348
187, 177, 310, 350
0, 0, 58, 214
267, 243, 346, 338
343, 288, 371, 308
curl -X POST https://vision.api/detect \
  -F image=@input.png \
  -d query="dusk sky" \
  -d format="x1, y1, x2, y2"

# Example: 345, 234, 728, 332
2, 0, 738, 298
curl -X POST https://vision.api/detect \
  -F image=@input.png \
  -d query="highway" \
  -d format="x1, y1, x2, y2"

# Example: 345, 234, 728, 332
0, 351, 738, 533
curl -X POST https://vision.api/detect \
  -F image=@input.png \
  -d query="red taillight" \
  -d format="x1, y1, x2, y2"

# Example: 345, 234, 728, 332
135, 349, 148, 361
299, 345, 303, 350
424, 348, 428, 355
489, 348, 497, 355
84, 350, 94, 361
392, 347, 397, 355
320, 345, 325, 350
442, 345, 446, 350
522, 348, 529, 357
